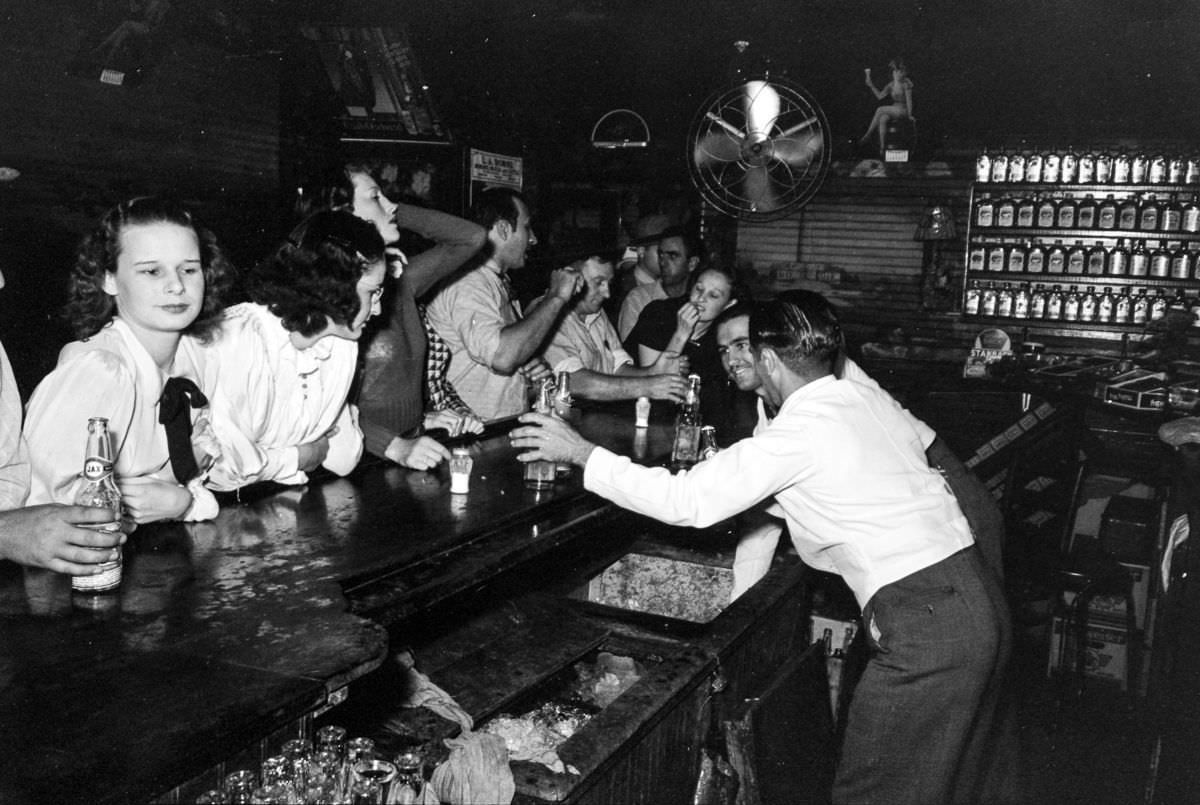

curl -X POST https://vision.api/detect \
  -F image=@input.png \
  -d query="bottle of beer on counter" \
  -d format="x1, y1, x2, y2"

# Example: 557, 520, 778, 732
553, 371, 573, 418
523, 379, 558, 490
671, 374, 703, 470
71, 417, 123, 594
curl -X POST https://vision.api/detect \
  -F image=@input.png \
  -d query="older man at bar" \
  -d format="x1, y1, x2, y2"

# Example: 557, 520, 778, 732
511, 290, 1015, 805
541, 247, 690, 404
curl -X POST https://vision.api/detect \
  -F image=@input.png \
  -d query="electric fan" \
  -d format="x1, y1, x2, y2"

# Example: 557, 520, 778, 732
688, 58, 831, 222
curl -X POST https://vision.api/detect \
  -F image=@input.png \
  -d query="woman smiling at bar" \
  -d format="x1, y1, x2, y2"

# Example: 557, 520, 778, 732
199, 209, 385, 491
23, 196, 232, 522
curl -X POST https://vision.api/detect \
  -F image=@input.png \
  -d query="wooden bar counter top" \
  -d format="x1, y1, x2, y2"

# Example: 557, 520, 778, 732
0, 406, 821, 804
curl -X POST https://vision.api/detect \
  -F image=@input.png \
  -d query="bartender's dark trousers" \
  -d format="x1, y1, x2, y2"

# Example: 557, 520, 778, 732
832, 545, 1020, 805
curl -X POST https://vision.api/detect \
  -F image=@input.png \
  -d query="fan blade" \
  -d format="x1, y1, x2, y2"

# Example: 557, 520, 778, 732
742, 164, 781, 212
770, 131, 823, 167
743, 80, 780, 138
694, 130, 743, 166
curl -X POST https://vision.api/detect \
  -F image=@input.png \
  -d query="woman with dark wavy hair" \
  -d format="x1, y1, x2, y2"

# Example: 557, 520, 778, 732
199, 209, 386, 490
24, 196, 233, 523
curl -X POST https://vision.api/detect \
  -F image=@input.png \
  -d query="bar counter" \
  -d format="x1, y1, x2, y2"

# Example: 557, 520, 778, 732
0, 407, 824, 804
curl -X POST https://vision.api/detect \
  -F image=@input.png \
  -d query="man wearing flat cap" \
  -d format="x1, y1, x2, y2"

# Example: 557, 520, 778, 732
617, 221, 698, 343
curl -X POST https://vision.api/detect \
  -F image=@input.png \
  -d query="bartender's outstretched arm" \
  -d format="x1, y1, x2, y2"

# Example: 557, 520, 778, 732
510, 412, 597, 468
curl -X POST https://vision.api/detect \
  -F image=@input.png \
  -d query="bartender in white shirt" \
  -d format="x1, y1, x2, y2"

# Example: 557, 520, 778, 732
510, 290, 1017, 805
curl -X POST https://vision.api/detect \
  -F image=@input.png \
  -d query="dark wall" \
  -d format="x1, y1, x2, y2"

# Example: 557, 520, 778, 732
0, 1, 284, 394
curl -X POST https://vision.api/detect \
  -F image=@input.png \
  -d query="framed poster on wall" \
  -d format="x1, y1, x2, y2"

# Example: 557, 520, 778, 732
299, 25, 451, 144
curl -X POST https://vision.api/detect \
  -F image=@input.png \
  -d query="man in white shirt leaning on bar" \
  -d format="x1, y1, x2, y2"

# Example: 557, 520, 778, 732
509, 290, 1019, 805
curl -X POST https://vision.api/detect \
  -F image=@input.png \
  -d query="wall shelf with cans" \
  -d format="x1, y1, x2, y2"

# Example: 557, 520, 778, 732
962, 178, 1200, 338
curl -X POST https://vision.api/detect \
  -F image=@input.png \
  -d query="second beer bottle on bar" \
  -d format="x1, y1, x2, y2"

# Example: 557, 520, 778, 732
670, 374, 702, 470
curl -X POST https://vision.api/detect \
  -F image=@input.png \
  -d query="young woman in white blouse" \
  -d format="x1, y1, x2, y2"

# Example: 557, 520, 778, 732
24, 196, 233, 523
200, 209, 386, 491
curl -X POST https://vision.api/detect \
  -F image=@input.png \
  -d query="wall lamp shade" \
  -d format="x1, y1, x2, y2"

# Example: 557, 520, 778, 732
914, 203, 958, 241
590, 109, 650, 149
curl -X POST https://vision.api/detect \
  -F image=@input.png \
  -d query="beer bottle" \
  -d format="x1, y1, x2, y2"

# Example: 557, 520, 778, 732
71, 417, 122, 594
1086, 241, 1107, 276
699, 426, 720, 461
1029, 284, 1049, 319
1108, 239, 1129, 276
1097, 194, 1119, 230
1046, 241, 1067, 274
964, 281, 982, 316
671, 374, 702, 469
1129, 239, 1150, 277
1066, 241, 1087, 275
1026, 241, 1046, 273
1097, 287, 1116, 324
1045, 285, 1065, 320
523, 379, 558, 490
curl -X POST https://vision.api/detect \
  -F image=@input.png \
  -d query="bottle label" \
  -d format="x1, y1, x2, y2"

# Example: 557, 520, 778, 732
1007, 251, 1026, 273
1077, 206, 1095, 228
1130, 254, 1149, 276
1067, 250, 1086, 274
1098, 207, 1117, 229
976, 155, 992, 183
997, 206, 1015, 227
1026, 155, 1044, 183
1017, 204, 1035, 227
1184, 208, 1200, 232
987, 248, 1005, 272
1048, 251, 1066, 273
1087, 252, 1106, 274
83, 458, 112, 482
1118, 207, 1138, 229
72, 554, 122, 592
1037, 205, 1056, 228
1057, 207, 1076, 228
965, 288, 981, 316
977, 205, 994, 227
1026, 250, 1045, 273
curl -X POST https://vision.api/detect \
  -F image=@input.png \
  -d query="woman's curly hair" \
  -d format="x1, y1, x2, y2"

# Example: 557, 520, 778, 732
245, 209, 384, 337
65, 196, 237, 342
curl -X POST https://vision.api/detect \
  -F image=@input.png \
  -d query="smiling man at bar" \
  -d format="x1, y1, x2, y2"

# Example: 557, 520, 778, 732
511, 290, 1015, 805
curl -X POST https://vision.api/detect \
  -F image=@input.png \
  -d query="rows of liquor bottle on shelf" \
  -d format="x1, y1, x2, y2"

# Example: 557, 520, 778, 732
963, 280, 1200, 327
975, 146, 1200, 186
968, 237, 1200, 280
973, 190, 1200, 234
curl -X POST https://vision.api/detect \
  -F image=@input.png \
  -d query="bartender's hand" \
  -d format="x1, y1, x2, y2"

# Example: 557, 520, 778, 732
641, 373, 690, 403
510, 412, 597, 467
0, 504, 124, 575
386, 435, 452, 470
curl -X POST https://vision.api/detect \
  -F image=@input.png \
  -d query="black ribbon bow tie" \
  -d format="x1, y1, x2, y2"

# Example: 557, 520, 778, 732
159, 376, 209, 484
